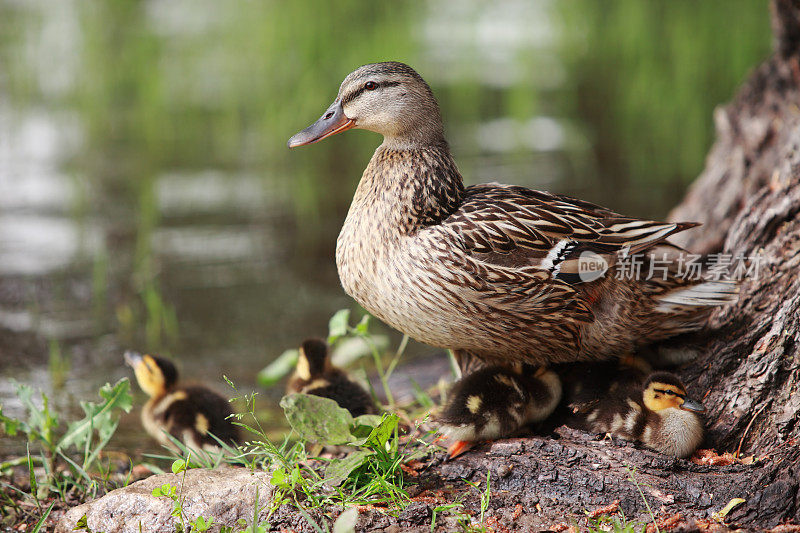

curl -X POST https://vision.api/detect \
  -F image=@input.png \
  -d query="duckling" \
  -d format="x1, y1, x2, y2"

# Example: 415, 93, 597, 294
557, 355, 652, 414
124, 351, 239, 451
569, 371, 704, 458
287, 338, 378, 417
438, 365, 562, 458
288, 61, 738, 371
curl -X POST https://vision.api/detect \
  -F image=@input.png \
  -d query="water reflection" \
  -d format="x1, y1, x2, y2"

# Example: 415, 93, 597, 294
0, 0, 770, 454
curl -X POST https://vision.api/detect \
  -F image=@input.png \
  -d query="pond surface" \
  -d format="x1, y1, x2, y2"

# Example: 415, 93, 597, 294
0, 0, 769, 455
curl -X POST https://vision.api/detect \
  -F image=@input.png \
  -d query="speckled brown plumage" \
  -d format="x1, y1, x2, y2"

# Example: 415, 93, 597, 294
291, 61, 738, 367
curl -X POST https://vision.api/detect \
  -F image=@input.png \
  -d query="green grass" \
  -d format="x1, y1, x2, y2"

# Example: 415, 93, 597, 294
1, 379, 134, 527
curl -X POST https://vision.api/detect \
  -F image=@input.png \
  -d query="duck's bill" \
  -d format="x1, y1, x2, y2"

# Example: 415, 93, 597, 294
447, 440, 475, 459
123, 350, 143, 368
287, 101, 355, 148
680, 398, 706, 413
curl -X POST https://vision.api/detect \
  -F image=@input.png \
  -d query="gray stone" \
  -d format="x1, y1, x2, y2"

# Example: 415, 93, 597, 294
56, 467, 273, 533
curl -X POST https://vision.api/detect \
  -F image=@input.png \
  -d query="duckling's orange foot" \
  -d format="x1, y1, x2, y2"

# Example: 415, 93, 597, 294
447, 440, 486, 459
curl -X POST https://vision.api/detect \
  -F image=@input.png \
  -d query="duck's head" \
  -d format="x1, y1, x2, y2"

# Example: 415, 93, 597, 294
295, 338, 332, 381
124, 351, 177, 398
642, 372, 705, 413
288, 62, 445, 150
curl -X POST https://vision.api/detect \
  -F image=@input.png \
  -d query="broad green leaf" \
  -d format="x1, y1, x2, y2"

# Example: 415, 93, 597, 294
324, 450, 372, 487
271, 468, 289, 489
332, 506, 359, 533
280, 393, 354, 445
171, 459, 187, 474
256, 349, 299, 388
327, 309, 351, 343
58, 379, 132, 451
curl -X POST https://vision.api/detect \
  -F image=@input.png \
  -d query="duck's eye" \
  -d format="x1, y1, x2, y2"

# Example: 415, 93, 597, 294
364, 81, 378, 90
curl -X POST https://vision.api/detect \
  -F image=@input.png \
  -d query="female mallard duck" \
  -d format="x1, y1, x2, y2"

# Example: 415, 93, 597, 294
124, 351, 239, 451
568, 370, 704, 458
288, 61, 737, 368
438, 365, 562, 458
287, 338, 378, 417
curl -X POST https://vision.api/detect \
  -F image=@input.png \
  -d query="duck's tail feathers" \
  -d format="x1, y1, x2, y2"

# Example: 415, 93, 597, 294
654, 280, 739, 313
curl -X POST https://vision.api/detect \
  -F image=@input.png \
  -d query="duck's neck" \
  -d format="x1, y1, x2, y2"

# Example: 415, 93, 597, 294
353, 142, 464, 235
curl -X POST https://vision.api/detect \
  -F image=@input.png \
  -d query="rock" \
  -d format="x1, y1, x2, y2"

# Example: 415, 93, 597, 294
56, 467, 273, 533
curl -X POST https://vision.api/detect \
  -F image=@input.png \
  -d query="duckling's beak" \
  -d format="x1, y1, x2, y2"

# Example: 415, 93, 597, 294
124, 350, 143, 368
287, 100, 355, 148
680, 398, 706, 413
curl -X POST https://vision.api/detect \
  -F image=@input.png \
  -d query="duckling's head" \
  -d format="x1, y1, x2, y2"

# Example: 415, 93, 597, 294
288, 62, 445, 150
124, 351, 178, 398
642, 372, 705, 413
295, 338, 332, 381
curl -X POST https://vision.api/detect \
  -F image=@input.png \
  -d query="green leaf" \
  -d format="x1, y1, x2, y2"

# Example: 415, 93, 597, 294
280, 394, 354, 445
362, 414, 398, 450
171, 459, 187, 474
73, 514, 89, 531
13, 381, 56, 442
327, 309, 351, 343
354, 315, 370, 334
271, 467, 290, 489
333, 507, 359, 533
191, 516, 214, 532
324, 450, 373, 487
330, 336, 389, 367
58, 379, 132, 451
713, 497, 746, 522
0, 405, 21, 436
350, 414, 383, 442
32, 501, 55, 533
256, 349, 299, 388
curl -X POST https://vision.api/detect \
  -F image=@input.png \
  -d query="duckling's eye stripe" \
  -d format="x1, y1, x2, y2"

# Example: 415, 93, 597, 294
341, 81, 401, 105
654, 388, 684, 398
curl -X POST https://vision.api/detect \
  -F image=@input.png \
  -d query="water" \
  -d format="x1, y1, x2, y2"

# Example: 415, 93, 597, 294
0, 0, 770, 455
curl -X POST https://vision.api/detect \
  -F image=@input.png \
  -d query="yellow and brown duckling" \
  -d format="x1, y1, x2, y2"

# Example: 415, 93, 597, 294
124, 351, 239, 451
287, 338, 378, 417
568, 371, 704, 458
437, 365, 562, 458
288, 61, 737, 370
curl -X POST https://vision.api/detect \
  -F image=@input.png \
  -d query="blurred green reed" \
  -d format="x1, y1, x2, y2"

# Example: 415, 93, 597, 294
559, 0, 770, 210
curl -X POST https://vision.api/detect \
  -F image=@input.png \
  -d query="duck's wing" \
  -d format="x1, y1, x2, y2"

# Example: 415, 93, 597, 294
447, 183, 697, 285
